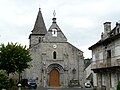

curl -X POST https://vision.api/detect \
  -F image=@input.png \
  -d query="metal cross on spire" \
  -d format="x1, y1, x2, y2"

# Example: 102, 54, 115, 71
53, 10, 56, 18
39, 8, 41, 11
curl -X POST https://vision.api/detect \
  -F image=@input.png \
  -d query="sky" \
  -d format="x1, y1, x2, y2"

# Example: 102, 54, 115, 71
0, 0, 120, 59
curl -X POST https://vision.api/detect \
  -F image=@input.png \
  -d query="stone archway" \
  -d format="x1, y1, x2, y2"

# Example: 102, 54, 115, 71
47, 63, 64, 87
49, 68, 60, 87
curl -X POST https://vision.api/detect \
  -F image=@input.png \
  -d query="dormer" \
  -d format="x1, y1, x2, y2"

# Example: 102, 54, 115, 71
115, 22, 120, 34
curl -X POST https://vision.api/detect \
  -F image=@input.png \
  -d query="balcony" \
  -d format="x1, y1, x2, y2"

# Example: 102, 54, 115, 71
91, 58, 120, 73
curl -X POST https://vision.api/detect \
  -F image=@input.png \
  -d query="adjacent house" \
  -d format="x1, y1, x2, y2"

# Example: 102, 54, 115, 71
84, 58, 93, 85
89, 22, 120, 90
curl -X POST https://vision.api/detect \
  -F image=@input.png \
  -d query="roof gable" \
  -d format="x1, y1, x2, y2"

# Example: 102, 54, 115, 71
44, 17, 67, 42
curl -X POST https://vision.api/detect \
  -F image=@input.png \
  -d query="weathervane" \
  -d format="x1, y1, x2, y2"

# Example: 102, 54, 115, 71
53, 10, 56, 18
39, 4, 41, 11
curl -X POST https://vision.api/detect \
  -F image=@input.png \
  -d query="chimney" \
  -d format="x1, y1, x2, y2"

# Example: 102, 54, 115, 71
101, 22, 111, 40
104, 22, 111, 34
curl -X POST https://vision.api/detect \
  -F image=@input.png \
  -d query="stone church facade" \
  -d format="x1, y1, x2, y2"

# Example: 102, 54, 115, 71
24, 9, 84, 88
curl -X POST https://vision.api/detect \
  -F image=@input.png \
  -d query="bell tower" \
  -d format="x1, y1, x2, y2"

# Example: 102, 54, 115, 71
29, 8, 47, 47
44, 10, 67, 43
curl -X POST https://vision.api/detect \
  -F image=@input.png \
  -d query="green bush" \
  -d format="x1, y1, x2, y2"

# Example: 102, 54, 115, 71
0, 70, 9, 89
117, 81, 120, 90
93, 86, 97, 90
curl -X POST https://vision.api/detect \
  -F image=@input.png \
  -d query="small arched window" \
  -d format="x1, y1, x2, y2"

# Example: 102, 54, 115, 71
53, 51, 56, 59
52, 29, 57, 37
39, 37, 41, 43
117, 28, 119, 34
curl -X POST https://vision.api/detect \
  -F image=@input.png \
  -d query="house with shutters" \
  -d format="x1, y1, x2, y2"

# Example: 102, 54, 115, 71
89, 22, 120, 90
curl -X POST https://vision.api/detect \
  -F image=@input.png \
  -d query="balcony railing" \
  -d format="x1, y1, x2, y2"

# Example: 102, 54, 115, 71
91, 58, 120, 69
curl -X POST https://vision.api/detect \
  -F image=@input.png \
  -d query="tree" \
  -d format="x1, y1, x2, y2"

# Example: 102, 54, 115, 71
0, 43, 32, 79
0, 70, 9, 89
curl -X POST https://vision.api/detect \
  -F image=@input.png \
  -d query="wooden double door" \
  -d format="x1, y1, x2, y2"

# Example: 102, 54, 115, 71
49, 68, 60, 87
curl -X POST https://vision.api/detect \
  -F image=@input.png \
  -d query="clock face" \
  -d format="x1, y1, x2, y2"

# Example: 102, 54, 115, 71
53, 44, 57, 48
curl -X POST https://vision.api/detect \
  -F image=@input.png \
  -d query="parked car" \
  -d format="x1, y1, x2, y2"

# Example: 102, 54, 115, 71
28, 79, 37, 89
85, 82, 91, 88
17, 79, 28, 87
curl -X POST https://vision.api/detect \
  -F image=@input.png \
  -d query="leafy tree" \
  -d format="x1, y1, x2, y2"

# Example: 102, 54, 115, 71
117, 81, 120, 90
0, 70, 9, 89
0, 43, 32, 79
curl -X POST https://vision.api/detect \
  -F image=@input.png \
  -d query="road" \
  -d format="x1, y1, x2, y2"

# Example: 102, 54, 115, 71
33, 87, 93, 90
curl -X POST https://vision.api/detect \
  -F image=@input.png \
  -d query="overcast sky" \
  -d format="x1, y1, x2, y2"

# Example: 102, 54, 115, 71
0, 0, 120, 58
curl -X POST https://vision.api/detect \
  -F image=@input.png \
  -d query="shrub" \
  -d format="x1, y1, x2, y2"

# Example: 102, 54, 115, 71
0, 70, 9, 89
117, 81, 120, 90
93, 86, 97, 90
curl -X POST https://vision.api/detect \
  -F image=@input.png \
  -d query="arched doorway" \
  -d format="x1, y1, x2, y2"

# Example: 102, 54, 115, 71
49, 68, 60, 87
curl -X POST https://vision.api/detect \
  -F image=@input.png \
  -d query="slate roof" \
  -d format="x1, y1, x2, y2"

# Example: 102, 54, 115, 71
89, 22, 120, 50
31, 8, 47, 35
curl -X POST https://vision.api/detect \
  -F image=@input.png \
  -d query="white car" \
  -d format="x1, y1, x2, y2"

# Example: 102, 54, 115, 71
85, 82, 91, 88
28, 79, 37, 89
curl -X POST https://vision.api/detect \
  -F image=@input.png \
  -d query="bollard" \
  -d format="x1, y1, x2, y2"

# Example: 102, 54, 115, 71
2, 89, 6, 90
18, 83, 22, 90
18, 87, 21, 90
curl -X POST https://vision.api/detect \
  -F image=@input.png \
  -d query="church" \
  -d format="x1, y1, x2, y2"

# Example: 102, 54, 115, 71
24, 8, 85, 88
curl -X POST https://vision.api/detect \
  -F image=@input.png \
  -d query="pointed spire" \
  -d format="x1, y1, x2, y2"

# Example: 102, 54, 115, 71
52, 10, 56, 23
32, 8, 47, 34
